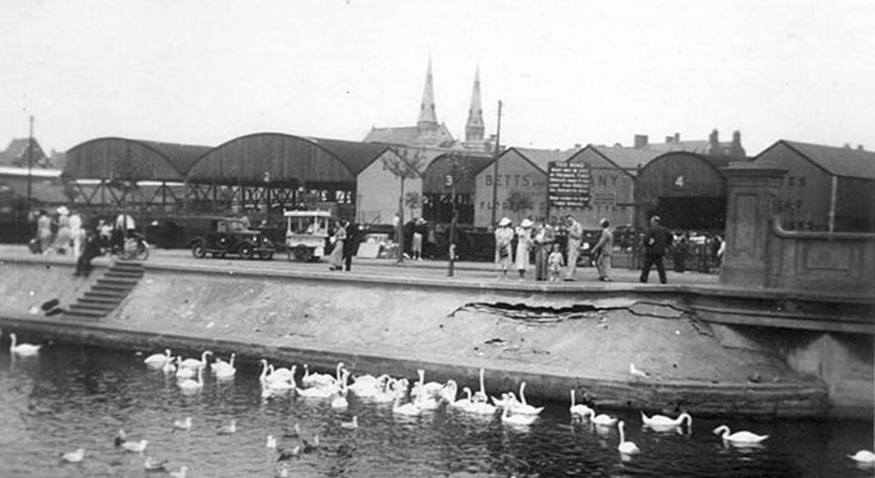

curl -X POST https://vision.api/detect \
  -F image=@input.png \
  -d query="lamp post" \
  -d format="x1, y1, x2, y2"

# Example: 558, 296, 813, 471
446, 151, 464, 277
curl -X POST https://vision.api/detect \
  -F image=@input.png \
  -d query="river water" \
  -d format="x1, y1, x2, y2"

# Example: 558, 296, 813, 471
0, 340, 871, 478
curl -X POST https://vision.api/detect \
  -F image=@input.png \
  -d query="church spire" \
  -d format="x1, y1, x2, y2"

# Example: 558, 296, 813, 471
465, 66, 485, 142
417, 58, 438, 130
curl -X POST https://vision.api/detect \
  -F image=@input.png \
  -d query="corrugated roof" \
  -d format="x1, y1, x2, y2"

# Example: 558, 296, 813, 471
780, 140, 875, 180
138, 140, 213, 175
305, 137, 392, 175
587, 145, 664, 172
509, 147, 580, 173
64, 137, 213, 181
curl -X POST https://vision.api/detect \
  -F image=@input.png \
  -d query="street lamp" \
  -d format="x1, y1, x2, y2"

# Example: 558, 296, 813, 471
445, 152, 465, 277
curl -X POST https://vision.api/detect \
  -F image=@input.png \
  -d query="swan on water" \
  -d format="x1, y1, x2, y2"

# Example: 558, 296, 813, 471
569, 389, 594, 418
848, 450, 875, 467
513, 382, 544, 415
330, 369, 351, 409
629, 363, 649, 378
122, 439, 149, 453
169, 466, 189, 478
712, 425, 769, 446
449, 386, 475, 411
9, 333, 42, 356
472, 368, 489, 403
217, 419, 237, 435
144, 456, 168, 472
212, 353, 236, 375
162, 358, 176, 374
175, 357, 196, 379
302, 362, 344, 388
340, 416, 359, 430
370, 377, 400, 403
266, 435, 277, 448
587, 409, 618, 427
179, 350, 212, 370
144, 349, 172, 367
641, 411, 692, 432
411, 369, 442, 400
60, 448, 85, 463
500, 404, 538, 426
439, 379, 458, 404
491, 392, 517, 409
177, 366, 204, 393
617, 421, 640, 455
173, 417, 192, 431
392, 390, 422, 417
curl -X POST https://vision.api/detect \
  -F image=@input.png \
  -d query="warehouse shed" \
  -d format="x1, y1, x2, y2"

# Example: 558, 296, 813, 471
754, 140, 875, 232
421, 151, 492, 225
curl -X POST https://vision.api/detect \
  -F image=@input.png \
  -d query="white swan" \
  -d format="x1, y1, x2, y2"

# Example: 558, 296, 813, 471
162, 358, 176, 374
179, 350, 212, 370
173, 417, 192, 431
350, 374, 390, 398
212, 353, 235, 375
712, 425, 769, 446
848, 450, 875, 466
61, 448, 85, 463
513, 382, 544, 415
169, 466, 189, 478
175, 357, 196, 379
370, 378, 400, 403
122, 439, 149, 453
214, 356, 236, 379
629, 363, 649, 378
491, 392, 517, 409
217, 419, 237, 435
266, 435, 277, 448
411, 369, 442, 400
472, 368, 489, 403
569, 389, 594, 418
340, 416, 358, 430
144, 456, 168, 472
449, 386, 475, 410
439, 379, 458, 404
641, 411, 692, 431
144, 349, 172, 367
392, 385, 422, 417
617, 421, 639, 455
501, 404, 537, 426
588, 409, 618, 427
9, 333, 42, 356
302, 362, 343, 388
177, 366, 204, 393
330, 370, 350, 409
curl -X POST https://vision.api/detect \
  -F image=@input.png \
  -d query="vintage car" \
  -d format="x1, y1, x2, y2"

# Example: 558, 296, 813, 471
189, 216, 275, 260
284, 210, 332, 261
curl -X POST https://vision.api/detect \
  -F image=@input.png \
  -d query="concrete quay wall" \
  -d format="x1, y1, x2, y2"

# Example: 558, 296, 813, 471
1, 257, 869, 418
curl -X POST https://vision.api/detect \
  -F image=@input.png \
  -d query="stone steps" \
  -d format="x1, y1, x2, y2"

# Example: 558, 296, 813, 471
64, 261, 145, 320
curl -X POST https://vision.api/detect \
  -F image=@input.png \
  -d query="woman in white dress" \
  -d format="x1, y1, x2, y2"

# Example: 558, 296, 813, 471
515, 218, 534, 280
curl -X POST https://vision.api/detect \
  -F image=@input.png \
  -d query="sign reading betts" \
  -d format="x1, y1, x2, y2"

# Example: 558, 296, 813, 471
548, 162, 591, 208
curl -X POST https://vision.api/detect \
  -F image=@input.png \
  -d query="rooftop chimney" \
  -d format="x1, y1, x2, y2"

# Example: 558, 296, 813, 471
665, 136, 673, 143
674, 132, 680, 142
634, 135, 648, 148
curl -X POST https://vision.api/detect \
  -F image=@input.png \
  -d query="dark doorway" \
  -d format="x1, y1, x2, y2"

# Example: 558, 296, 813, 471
647, 197, 725, 231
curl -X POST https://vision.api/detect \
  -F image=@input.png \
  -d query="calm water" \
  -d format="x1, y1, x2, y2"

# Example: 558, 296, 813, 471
0, 339, 871, 478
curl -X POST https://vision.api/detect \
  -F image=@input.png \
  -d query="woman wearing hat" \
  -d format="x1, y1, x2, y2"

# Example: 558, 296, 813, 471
515, 217, 535, 280
494, 217, 514, 280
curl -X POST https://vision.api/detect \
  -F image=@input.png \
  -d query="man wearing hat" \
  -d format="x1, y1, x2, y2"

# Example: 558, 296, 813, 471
494, 217, 514, 279
640, 215, 673, 284
564, 215, 583, 281
515, 218, 534, 280
592, 218, 614, 282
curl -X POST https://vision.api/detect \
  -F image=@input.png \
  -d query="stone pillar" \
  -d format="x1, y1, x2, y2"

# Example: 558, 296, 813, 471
720, 161, 786, 288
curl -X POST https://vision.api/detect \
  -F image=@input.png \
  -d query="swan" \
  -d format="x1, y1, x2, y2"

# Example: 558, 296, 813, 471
9, 333, 42, 356
500, 404, 538, 426
411, 369, 442, 400
144, 349, 172, 367
297, 383, 335, 398
260, 360, 295, 390
439, 379, 458, 404
569, 389, 594, 418
269, 363, 295, 381
330, 370, 350, 409
848, 450, 875, 466
173, 417, 192, 431
162, 358, 176, 374
629, 363, 649, 378
122, 439, 149, 453
144, 456, 168, 472
212, 353, 235, 374
588, 409, 618, 427
513, 382, 544, 415
641, 411, 692, 431
266, 435, 277, 448
179, 350, 212, 370
340, 416, 358, 430
177, 366, 204, 393
412, 369, 441, 410
217, 419, 237, 435
169, 466, 189, 478
392, 393, 422, 417
491, 392, 518, 409
370, 378, 400, 403
302, 362, 343, 388
175, 357, 196, 379
350, 374, 391, 398
617, 421, 639, 455
472, 368, 489, 403
61, 448, 85, 463
712, 425, 769, 446
214, 358, 236, 380
449, 386, 475, 410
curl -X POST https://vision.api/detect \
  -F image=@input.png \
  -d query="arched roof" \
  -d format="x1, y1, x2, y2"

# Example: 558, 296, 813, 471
64, 137, 213, 181
185, 132, 391, 186
421, 152, 493, 195
636, 151, 739, 199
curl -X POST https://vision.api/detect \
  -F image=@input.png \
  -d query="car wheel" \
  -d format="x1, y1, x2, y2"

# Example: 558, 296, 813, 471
259, 251, 274, 261
238, 244, 254, 260
191, 241, 206, 259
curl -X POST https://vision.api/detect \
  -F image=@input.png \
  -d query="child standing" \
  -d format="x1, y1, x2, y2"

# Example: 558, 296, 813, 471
547, 244, 564, 283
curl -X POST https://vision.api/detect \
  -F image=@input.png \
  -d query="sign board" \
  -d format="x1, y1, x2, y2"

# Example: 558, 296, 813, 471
548, 162, 591, 208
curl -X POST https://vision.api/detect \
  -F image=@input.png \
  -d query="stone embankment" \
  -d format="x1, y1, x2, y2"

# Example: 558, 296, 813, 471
0, 253, 832, 418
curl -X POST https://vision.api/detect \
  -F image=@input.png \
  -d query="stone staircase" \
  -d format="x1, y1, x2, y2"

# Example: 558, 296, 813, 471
65, 261, 145, 319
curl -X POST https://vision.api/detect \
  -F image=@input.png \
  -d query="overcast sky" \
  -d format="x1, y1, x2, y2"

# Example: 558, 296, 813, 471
2, 0, 873, 156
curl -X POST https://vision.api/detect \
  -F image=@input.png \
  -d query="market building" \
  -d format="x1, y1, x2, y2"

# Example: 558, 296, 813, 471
753, 140, 875, 232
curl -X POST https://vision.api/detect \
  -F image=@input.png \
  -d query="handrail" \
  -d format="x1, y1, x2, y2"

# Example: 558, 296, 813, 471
771, 215, 875, 241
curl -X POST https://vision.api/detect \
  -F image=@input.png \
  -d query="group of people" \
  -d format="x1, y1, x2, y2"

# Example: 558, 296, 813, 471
327, 220, 361, 272
493, 214, 689, 284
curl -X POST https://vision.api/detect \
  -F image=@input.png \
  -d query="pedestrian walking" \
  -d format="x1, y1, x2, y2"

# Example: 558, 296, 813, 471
564, 215, 583, 281
639, 215, 673, 284
53, 206, 71, 255
412, 218, 425, 260
37, 210, 52, 254
74, 230, 102, 277
342, 221, 361, 271
593, 218, 614, 282
329, 220, 347, 270
494, 217, 514, 280
515, 218, 534, 280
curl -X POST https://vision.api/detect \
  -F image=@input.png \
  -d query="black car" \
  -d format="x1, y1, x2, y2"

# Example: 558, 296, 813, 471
188, 216, 275, 260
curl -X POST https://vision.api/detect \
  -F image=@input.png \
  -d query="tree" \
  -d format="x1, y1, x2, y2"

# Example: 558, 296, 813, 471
382, 147, 427, 262
507, 190, 534, 222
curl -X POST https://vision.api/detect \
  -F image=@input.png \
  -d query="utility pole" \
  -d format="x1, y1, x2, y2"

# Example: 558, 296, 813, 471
26, 115, 34, 208
446, 152, 460, 277
490, 100, 503, 227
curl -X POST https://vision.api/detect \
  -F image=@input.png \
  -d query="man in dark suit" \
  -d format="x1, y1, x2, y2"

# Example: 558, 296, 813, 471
640, 215, 673, 284
342, 222, 362, 271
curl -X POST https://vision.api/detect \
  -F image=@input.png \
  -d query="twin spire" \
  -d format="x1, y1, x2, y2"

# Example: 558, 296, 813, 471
416, 59, 484, 143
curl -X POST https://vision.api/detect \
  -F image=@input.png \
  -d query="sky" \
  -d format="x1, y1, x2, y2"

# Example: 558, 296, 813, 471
2, 0, 874, 157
